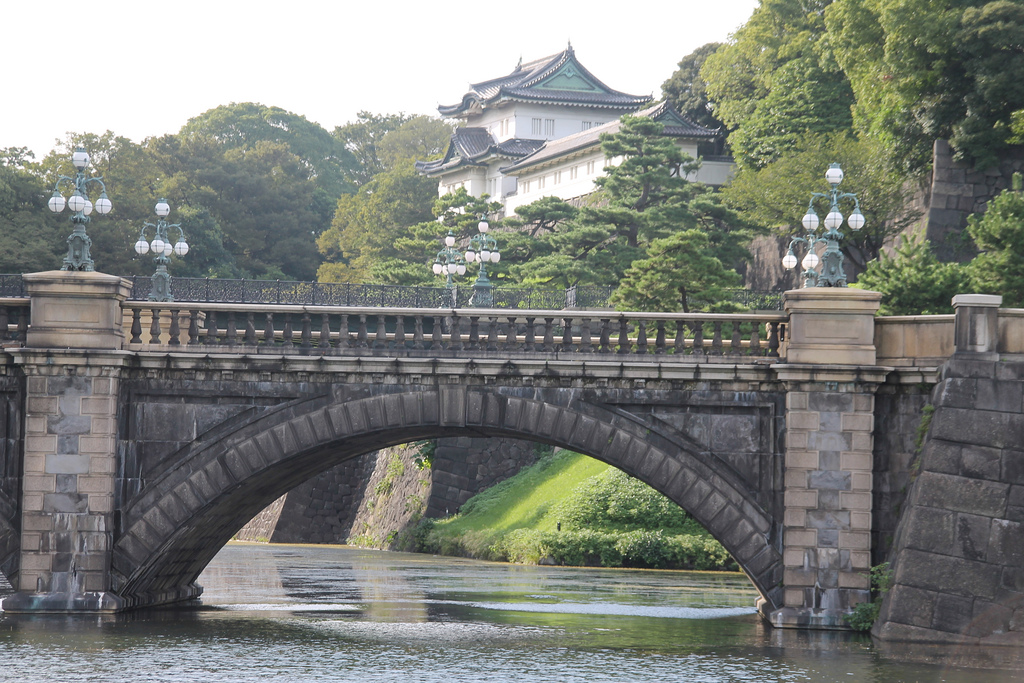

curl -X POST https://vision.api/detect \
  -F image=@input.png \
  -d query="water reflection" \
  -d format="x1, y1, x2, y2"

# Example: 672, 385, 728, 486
0, 543, 1021, 682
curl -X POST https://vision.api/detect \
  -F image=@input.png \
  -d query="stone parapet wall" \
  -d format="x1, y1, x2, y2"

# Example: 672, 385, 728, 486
876, 358, 1024, 644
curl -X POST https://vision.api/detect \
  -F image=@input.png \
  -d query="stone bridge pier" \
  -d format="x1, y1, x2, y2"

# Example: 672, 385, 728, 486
0, 271, 941, 631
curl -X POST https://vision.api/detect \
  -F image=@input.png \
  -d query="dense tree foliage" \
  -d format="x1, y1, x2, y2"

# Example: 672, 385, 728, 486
827, 0, 1024, 171
661, 43, 727, 133
854, 237, 968, 314
964, 173, 1024, 306
722, 133, 919, 275
701, 0, 855, 171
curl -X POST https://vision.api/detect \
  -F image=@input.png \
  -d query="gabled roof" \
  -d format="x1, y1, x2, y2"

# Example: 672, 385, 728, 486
500, 102, 720, 175
415, 128, 545, 176
438, 45, 652, 118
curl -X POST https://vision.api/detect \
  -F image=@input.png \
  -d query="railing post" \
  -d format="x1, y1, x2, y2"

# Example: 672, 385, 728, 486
952, 294, 1001, 359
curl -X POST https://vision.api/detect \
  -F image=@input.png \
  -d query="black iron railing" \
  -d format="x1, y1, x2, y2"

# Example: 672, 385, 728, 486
0, 274, 783, 311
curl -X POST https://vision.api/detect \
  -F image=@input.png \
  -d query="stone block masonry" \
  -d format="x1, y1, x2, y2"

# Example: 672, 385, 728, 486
772, 366, 886, 629
4, 349, 128, 611
876, 358, 1024, 644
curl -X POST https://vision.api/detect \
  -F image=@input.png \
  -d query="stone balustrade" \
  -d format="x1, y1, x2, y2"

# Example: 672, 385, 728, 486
122, 302, 789, 360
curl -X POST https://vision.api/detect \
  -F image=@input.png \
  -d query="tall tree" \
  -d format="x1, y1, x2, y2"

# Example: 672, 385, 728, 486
702, 0, 856, 170
827, 0, 1024, 171
661, 43, 727, 133
333, 112, 413, 187
721, 132, 918, 276
610, 230, 741, 312
965, 173, 1024, 306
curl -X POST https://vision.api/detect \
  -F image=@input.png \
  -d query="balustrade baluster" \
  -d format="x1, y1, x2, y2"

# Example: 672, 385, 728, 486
673, 321, 686, 355
188, 310, 200, 345
655, 321, 666, 355
580, 318, 593, 353
395, 315, 407, 348
149, 309, 162, 345
169, 310, 181, 346
430, 315, 443, 350
282, 313, 294, 348
373, 314, 386, 349
226, 312, 238, 346
767, 322, 781, 358
599, 319, 612, 354
711, 321, 724, 356
413, 315, 425, 350
300, 312, 312, 349
730, 321, 742, 355
319, 313, 331, 349
206, 311, 218, 346
130, 309, 142, 344
524, 317, 537, 351
486, 317, 499, 351
504, 317, 518, 350
450, 316, 463, 351
561, 318, 574, 353
262, 312, 275, 347
691, 321, 705, 356
338, 314, 351, 349
542, 318, 555, 352
468, 316, 480, 350
245, 313, 257, 346
15, 308, 26, 343
617, 318, 630, 355
357, 315, 369, 348
636, 320, 648, 355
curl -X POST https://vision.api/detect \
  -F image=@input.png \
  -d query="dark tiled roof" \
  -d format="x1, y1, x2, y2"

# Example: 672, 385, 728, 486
438, 46, 652, 117
501, 102, 719, 174
415, 128, 545, 175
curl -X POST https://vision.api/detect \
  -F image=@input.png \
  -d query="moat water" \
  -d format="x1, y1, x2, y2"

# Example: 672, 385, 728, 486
1, 544, 1022, 682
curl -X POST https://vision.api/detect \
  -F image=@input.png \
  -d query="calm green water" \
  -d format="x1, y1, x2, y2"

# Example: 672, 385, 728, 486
1, 544, 1022, 682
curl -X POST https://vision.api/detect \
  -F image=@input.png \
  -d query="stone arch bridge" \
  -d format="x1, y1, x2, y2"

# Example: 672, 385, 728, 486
0, 271, 1012, 632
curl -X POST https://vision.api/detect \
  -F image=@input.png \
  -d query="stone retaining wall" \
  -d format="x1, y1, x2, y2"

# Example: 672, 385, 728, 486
876, 358, 1024, 644
236, 437, 542, 546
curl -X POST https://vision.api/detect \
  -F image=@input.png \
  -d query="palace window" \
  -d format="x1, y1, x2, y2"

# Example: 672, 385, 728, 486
586, 160, 596, 175
581, 121, 592, 131
544, 119, 555, 136
532, 118, 542, 136
554, 171, 562, 184
570, 166, 578, 180
538, 175, 546, 189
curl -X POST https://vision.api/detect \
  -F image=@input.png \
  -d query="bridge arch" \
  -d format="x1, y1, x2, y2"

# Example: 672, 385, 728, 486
111, 385, 783, 611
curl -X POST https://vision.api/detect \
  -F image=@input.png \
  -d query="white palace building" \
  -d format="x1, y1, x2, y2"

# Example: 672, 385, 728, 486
415, 45, 735, 216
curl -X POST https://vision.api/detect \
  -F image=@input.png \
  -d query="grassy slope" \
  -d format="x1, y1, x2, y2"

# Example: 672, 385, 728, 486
426, 449, 609, 554
422, 449, 732, 572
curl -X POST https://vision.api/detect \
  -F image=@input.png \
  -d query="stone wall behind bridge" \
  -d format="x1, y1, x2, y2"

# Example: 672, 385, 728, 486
235, 437, 543, 546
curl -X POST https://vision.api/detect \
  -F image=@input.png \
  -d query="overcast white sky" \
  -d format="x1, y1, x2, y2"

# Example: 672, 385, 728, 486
3, 0, 759, 159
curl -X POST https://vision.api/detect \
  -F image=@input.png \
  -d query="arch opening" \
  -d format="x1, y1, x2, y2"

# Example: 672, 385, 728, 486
111, 386, 783, 612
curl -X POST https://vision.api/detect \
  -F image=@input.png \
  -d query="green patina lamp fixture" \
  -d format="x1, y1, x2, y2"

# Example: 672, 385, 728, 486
47, 147, 113, 271
432, 230, 467, 306
134, 199, 190, 302
782, 163, 866, 287
464, 215, 500, 307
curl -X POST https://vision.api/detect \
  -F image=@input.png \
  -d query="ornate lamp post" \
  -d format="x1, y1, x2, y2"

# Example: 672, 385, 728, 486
782, 163, 866, 287
464, 216, 500, 307
47, 147, 113, 271
134, 199, 189, 301
432, 230, 466, 305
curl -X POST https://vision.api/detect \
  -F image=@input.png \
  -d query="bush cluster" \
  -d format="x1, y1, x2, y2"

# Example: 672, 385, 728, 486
489, 528, 735, 571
